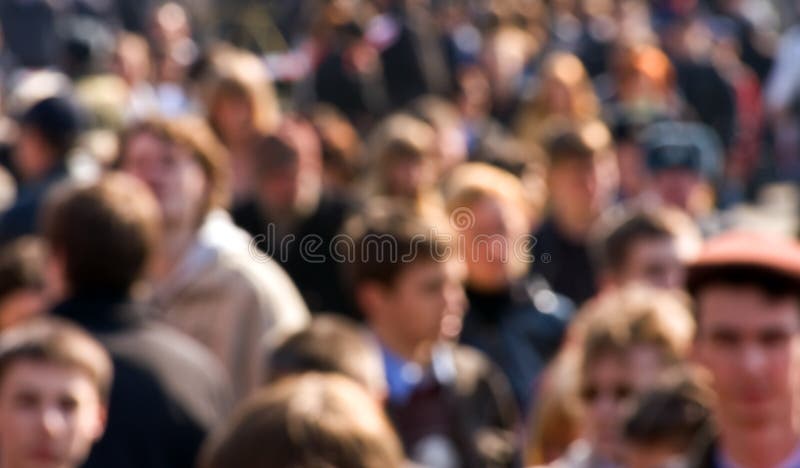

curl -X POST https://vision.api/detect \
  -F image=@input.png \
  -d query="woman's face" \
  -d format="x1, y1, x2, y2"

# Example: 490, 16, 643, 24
580, 353, 635, 462
212, 94, 254, 145
121, 132, 208, 230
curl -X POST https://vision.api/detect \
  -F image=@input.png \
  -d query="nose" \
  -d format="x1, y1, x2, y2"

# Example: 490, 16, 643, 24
742, 343, 768, 376
39, 406, 67, 438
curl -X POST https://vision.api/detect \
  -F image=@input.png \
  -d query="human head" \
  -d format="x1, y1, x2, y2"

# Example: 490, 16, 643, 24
574, 285, 695, 461
200, 373, 405, 468
118, 117, 230, 230
266, 315, 386, 400
366, 114, 437, 201
42, 173, 161, 299
310, 104, 363, 193
410, 95, 468, 174
688, 231, 800, 432
445, 162, 534, 292
0, 238, 46, 330
545, 122, 617, 235
347, 201, 456, 358
14, 97, 84, 182
594, 208, 695, 290
0, 318, 111, 468
203, 46, 280, 145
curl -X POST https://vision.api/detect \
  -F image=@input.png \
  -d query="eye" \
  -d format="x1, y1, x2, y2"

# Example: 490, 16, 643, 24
760, 330, 790, 348
580, 385, 598, 402
710, 330, 740, 348
58, 396, 78, 413
13, 391, 40, 409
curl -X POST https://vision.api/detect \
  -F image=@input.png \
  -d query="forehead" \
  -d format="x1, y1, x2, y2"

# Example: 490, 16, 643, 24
696, 285, 800, 331
0, 359, 98, 397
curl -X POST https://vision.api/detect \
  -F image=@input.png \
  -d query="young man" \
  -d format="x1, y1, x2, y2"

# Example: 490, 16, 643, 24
118, 117, 309, 398
531, 125, 618, 305
0, 318, 112, 468
44, 172, 232, 468
348, 201, 520, 468
593, 208, 700, 291
687, 231, 800, 468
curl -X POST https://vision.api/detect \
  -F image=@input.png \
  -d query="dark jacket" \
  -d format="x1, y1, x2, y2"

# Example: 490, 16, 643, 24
51, 293, 233, 468
462, 276, 572, 411
384, 344, 521, 468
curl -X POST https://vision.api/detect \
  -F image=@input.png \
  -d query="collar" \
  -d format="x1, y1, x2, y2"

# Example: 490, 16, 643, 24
51, 292, 144, 332
380, 342, 456, 405
716, 441, 800, 468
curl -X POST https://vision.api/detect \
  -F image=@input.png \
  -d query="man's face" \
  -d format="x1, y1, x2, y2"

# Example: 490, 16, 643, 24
121, 132, 208, 229
0, 360, 105, 468
549, 156, 615, 225
14, 127, 55, 182
377, 260, 451, 345
694, 285, 800, 428
653, 169, 701, 211
618, 237, 684, 290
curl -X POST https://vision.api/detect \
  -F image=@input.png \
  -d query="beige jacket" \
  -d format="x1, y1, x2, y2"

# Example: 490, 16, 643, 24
151, 211, 310, 400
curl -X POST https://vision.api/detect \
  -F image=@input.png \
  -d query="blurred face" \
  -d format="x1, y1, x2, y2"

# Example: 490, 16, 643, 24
0, 360, 105, 468
259, 163, 301, 216
121, 131, 208, 229
385, 155, 432, 199
462, 198, 529, 291
14, 128, 56, 182
694, 286, 800, 429
212, 95, 253, 145
653, 169, 700, 211
373, 260, 451, 346
580, 354, 635, 461
617, 237, 684, 289
548, 157, 610, 226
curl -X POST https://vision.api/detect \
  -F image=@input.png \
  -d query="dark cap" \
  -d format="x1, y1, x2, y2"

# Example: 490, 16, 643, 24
641, 121, 722, 178
20, 96, 85, 156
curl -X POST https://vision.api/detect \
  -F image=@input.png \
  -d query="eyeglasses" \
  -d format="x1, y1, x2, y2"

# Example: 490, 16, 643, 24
580, 383, 634, 403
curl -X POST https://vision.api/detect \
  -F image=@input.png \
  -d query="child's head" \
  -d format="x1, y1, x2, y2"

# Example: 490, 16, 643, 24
347, 201, 457, 352
0, 318, 112, 468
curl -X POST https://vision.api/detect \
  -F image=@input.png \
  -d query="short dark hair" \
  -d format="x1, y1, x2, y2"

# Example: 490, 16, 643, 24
0, 237, 45, 303
687, 264, 800, 306
42, 172, 161, 296
267, 315, 384, 396
544, 128, 594, 167
345, 200, 450, 288
623, 369, 711, 450
596, 211, 674, 274
20, 96, 84, 157
200, 373, 405, 468
251, 134, 299, 177
0, 317, 113, 402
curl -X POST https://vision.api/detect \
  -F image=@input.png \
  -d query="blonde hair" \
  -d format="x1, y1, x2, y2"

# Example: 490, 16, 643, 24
204, 45, 281, 138
515, 52, 600, 145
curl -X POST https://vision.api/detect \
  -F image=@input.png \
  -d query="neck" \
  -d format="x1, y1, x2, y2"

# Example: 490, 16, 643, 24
718, 412, 799, 467
373, 325, 435, 367
155, 225, 197, 278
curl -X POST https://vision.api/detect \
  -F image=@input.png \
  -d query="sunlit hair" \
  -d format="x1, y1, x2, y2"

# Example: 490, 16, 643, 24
0, 317, 113, 403
515, 52, 600, 145
572, 285, 695, 370
613, 44, 676, 101
203, 45, 281, 139
200, 373, 405, 468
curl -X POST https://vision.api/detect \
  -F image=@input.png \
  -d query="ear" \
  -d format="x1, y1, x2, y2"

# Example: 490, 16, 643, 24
92, 403, 109, 441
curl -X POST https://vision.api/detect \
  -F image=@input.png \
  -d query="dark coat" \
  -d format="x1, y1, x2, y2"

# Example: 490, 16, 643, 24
52, 293, 233, 468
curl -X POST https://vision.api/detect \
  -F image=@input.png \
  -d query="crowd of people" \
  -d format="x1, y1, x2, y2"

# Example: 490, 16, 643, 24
0, 0, 800, 467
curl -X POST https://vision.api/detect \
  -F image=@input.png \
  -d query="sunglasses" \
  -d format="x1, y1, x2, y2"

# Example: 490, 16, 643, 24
580, 383, 634, 403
